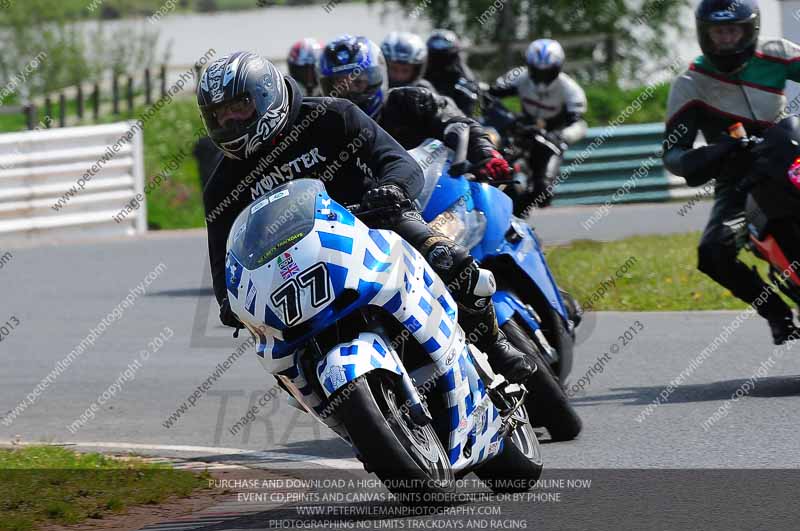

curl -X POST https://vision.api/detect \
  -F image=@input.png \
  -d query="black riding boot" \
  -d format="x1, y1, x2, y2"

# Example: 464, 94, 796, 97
459, 303, 535, 383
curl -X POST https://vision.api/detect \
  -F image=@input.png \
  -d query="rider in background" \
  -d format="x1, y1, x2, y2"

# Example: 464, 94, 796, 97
324, 35, 511, 183
381, 31, 436, 91
490, 39, 588, 209
662, 0, 800, 344
316, 35, 530, 381
423, 29, 481, 116
287, 37, 322, 97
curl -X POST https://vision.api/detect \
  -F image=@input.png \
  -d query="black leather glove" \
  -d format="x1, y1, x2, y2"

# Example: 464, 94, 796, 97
219, 297, 243, 329
511, 120, 543, 141
362, 184, 408, 210
680, 134, 745, 182
384, 87, 439, 122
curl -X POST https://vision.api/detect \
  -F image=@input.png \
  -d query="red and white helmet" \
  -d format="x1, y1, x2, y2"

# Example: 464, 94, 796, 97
287, 38, 322, 94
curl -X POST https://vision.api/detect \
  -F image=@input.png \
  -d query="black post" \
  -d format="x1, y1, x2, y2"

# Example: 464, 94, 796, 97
44, 96, 52, 128
92, 83, 100, 120
58, 93, 66, 127
160, 65, 167, 98
127, 76, 134, 112
77, 84, 84, 120
144, 68, 152, 105
23, 104, 36, 130
606, 35, 617, 84
112, 74, 119, 115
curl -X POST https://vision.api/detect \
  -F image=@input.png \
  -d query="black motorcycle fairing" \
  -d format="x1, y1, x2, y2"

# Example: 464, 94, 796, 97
745, 194, 769, 240
755, 116, 800, 181
747, 116, 800, 223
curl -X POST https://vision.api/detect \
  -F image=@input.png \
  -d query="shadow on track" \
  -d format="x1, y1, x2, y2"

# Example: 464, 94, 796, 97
570, 375, 800, 406
147, 287, 215, 297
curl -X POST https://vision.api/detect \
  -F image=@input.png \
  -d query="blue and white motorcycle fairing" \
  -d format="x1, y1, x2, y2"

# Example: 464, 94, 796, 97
224, 179, 537, 473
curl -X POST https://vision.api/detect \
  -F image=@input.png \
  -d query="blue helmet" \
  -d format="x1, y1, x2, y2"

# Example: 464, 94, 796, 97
426, 29, 461, 72
319, 35, 388, 118
696, 0, 760, 72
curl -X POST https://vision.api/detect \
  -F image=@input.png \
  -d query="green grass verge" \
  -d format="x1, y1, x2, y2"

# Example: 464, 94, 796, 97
546, 231, 778, 311
0, 96, 207, 230
99, 97, 208, 230
0, 445, 209, 531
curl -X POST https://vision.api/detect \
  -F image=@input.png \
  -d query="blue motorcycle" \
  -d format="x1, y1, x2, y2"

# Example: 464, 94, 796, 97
225, 179, 543, 498
410, 125, 582, 441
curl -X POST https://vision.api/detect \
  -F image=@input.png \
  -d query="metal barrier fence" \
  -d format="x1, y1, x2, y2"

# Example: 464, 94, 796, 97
553, 122, 692, 206
0, 121, 145, 242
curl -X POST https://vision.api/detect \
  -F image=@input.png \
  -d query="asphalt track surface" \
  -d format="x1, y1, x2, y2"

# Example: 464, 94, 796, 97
3, 201, 800, 529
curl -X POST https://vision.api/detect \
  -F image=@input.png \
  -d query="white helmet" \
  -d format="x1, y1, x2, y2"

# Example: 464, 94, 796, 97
525, 39, 565, 88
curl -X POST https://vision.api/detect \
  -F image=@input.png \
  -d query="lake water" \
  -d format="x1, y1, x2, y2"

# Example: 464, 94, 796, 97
103, 1, 432, 69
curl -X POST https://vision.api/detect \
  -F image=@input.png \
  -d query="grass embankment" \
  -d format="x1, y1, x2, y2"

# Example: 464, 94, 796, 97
0, 445, 208, 531
97, 98, 208, 230
0, 96, 206, 230
546, 232, 777, 312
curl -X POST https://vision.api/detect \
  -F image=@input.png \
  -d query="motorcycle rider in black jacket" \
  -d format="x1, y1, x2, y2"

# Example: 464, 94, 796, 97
199, 50, 532, 382
423, 29, 481, 117
328, 35, 511, 182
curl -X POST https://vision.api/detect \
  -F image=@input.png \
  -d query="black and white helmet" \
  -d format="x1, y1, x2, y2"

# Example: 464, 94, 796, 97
197, 52, 300, 160
381, 31, 427, 87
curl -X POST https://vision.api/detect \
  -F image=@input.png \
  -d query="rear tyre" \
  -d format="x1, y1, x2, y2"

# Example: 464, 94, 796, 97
475, 416, 543, 492
338, 372, 454, 502
502, 319, 582, 441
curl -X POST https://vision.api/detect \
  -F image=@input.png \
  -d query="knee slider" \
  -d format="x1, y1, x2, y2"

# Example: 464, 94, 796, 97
474, 269, 496, 298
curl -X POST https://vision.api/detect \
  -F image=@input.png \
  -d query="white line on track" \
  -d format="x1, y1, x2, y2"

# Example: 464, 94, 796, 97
10, 441, 361, 469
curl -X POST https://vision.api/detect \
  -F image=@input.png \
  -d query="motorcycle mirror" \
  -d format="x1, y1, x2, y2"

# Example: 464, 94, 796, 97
449, 160, 472, 177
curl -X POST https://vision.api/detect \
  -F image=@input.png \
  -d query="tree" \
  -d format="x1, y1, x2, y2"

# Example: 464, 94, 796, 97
382, 0, 690, 84
0, 0, 166, 102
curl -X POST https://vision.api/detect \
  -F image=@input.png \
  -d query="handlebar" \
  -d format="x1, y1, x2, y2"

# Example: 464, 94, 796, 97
732, 136, 770, 193
442, 122, 513, 185
346, 198, 414, 218
444, 122, 475, 177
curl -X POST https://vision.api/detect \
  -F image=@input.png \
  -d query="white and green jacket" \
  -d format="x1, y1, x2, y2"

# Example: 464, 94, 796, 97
663, 38, 800, 186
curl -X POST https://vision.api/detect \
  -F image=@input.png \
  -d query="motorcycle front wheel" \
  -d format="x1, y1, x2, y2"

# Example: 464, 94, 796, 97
474, 408, 543, 492
338, 372, 454, 502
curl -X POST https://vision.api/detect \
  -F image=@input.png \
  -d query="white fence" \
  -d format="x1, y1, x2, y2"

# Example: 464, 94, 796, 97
0, 122, 145, 242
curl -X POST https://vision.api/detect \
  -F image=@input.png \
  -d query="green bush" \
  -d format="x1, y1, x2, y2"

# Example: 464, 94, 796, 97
584, 82, 671, 127
135, 99, 207, 230
96, 97, 207, 230
501, 82, 671, 128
